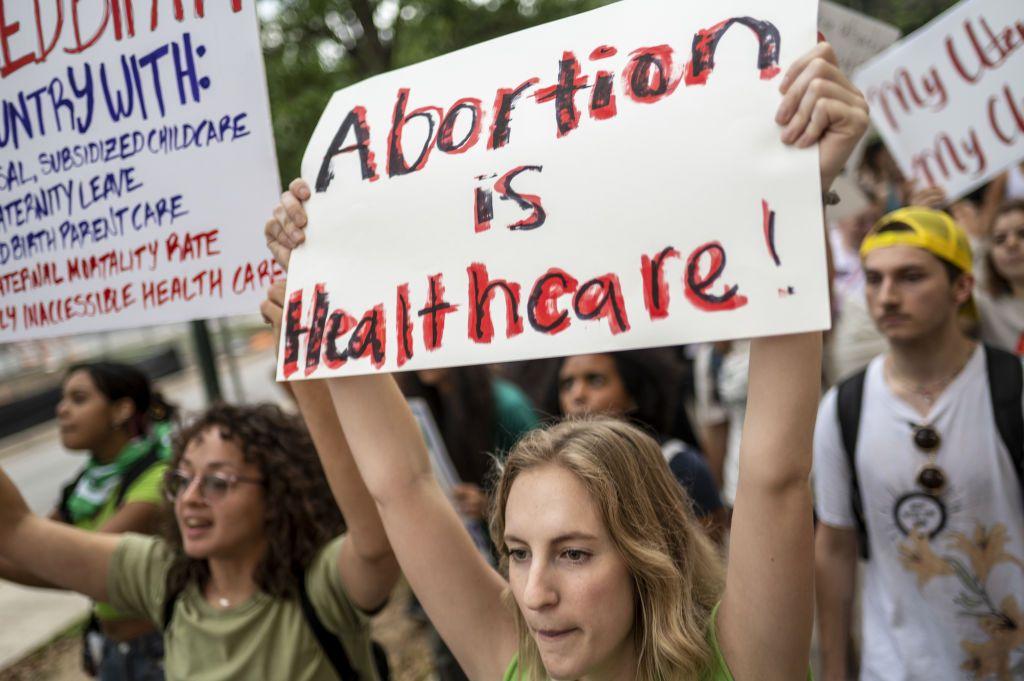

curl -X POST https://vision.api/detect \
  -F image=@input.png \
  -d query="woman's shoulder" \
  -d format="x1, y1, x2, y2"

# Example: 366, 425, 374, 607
302, 536, 373, 634
115, 533, 174, 570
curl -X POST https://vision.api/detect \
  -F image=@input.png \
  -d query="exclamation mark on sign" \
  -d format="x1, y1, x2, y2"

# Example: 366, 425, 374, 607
763, 199, 795, 298
762, 199, 781, 266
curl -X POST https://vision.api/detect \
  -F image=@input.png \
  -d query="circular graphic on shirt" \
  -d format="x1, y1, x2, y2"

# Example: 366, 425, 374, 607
893, 492, 947, 538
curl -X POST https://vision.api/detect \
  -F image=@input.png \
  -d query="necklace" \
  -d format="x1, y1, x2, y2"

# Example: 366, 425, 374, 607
886, 346, 974, 406
207, 584, 232, 609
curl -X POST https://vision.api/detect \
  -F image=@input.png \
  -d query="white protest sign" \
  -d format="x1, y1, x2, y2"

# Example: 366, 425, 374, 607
0, 1, 281, 341
281, 0, 828, 380
854, 0, 1024, 200
819, 1, 901, 77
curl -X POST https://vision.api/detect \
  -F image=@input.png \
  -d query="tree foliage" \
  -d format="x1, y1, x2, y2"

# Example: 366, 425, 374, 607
259, 0, 612, 184
258, 0, 960, 186
832, 0, 961, 35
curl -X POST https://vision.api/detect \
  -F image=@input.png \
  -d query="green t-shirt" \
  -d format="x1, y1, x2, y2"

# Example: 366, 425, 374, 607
73, 461, 167, 621
108, 534, 377, 681
502, 605, 733, 681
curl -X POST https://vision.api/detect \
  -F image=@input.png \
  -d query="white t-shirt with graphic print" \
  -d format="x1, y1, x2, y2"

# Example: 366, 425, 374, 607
814, 347, 1024, 681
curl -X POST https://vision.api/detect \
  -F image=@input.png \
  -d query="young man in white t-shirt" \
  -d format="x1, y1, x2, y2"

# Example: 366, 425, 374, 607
814, 207, 1024, 681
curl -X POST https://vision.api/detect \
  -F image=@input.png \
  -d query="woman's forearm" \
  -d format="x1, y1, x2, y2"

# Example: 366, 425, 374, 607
0, 555, 59, 589
741, 332, 822, 489
326, 375, 437, 505
292, 379, 393, 561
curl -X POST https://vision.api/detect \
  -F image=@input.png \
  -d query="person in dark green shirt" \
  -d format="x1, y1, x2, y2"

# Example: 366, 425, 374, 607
261, 39, 865, 681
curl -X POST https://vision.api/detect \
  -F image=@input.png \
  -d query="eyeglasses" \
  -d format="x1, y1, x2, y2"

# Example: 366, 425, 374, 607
164, 470, 264, 503
910, 424, 946, 495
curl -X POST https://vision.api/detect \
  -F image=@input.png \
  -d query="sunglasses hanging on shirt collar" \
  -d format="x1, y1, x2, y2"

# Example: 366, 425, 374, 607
910, 423, 947, 495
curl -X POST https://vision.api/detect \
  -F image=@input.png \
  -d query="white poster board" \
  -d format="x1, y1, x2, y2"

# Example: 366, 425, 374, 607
854, 0, 1024, 200
819, 1, 901, 77
0, 0, 281, 342
281, 0, 828, 379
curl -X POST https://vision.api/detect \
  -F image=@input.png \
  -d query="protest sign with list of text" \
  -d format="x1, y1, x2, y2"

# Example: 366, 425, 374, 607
0, 0, 282, 342
854, 0, 1024, 200
281, 0, 829, 380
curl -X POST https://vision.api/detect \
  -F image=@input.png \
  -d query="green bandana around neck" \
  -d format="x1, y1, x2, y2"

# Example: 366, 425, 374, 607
64, 423, 172, 524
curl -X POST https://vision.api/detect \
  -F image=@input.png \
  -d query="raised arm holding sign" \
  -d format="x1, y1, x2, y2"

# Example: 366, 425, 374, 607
262, 0, 868, 676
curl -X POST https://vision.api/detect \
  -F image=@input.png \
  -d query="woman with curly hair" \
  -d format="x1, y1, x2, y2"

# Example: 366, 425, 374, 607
263, 41, 866, 680
0, 385, 398, 681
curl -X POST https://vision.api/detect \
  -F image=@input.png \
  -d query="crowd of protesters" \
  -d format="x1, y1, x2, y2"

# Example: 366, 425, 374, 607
0, 39, 1022, 681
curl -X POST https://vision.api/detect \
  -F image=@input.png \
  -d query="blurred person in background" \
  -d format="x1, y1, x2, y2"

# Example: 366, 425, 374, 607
0, 362, 174, 680
693, 341, 751, 511
814, 207, 1024, 680
547, 350, 726, 539
399, 366, 538, 527
981, 162, 1024, 232
858, 140, 908, 213
692, 342, 731, 491
496, 358, 560, 410
977, 201, 1024, 354
826, 183, 888, 384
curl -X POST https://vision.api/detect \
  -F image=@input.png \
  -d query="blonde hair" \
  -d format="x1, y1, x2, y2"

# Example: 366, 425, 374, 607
490, 417, 725, 680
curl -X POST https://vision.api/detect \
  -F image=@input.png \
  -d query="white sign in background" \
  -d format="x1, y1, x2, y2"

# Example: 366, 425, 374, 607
817, 0, 900, 196
854, 0, 1024, 200
819, 1, 901, 77
0, 1, 281, 342
283, 0, 828, 379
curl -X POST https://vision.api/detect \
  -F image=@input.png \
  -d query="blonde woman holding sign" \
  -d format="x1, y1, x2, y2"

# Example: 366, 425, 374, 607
266, 42, 867, 681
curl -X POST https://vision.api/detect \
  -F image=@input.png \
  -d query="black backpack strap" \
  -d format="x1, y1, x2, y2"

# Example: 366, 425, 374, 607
296, 569, 361, 680
56, 470, 87, 523
371, 641, 390, 680
113, 443, 164, 509
836, 368, 869, 560
162, 584, 181, 632
984, 345, 1024, 492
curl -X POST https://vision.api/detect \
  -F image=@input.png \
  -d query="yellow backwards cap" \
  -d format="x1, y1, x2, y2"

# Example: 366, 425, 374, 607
859, 206, 973, 274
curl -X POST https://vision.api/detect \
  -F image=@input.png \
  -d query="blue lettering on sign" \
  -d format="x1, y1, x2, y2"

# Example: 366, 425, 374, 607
34, 112, 252, 176
0, 32, 211, 151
